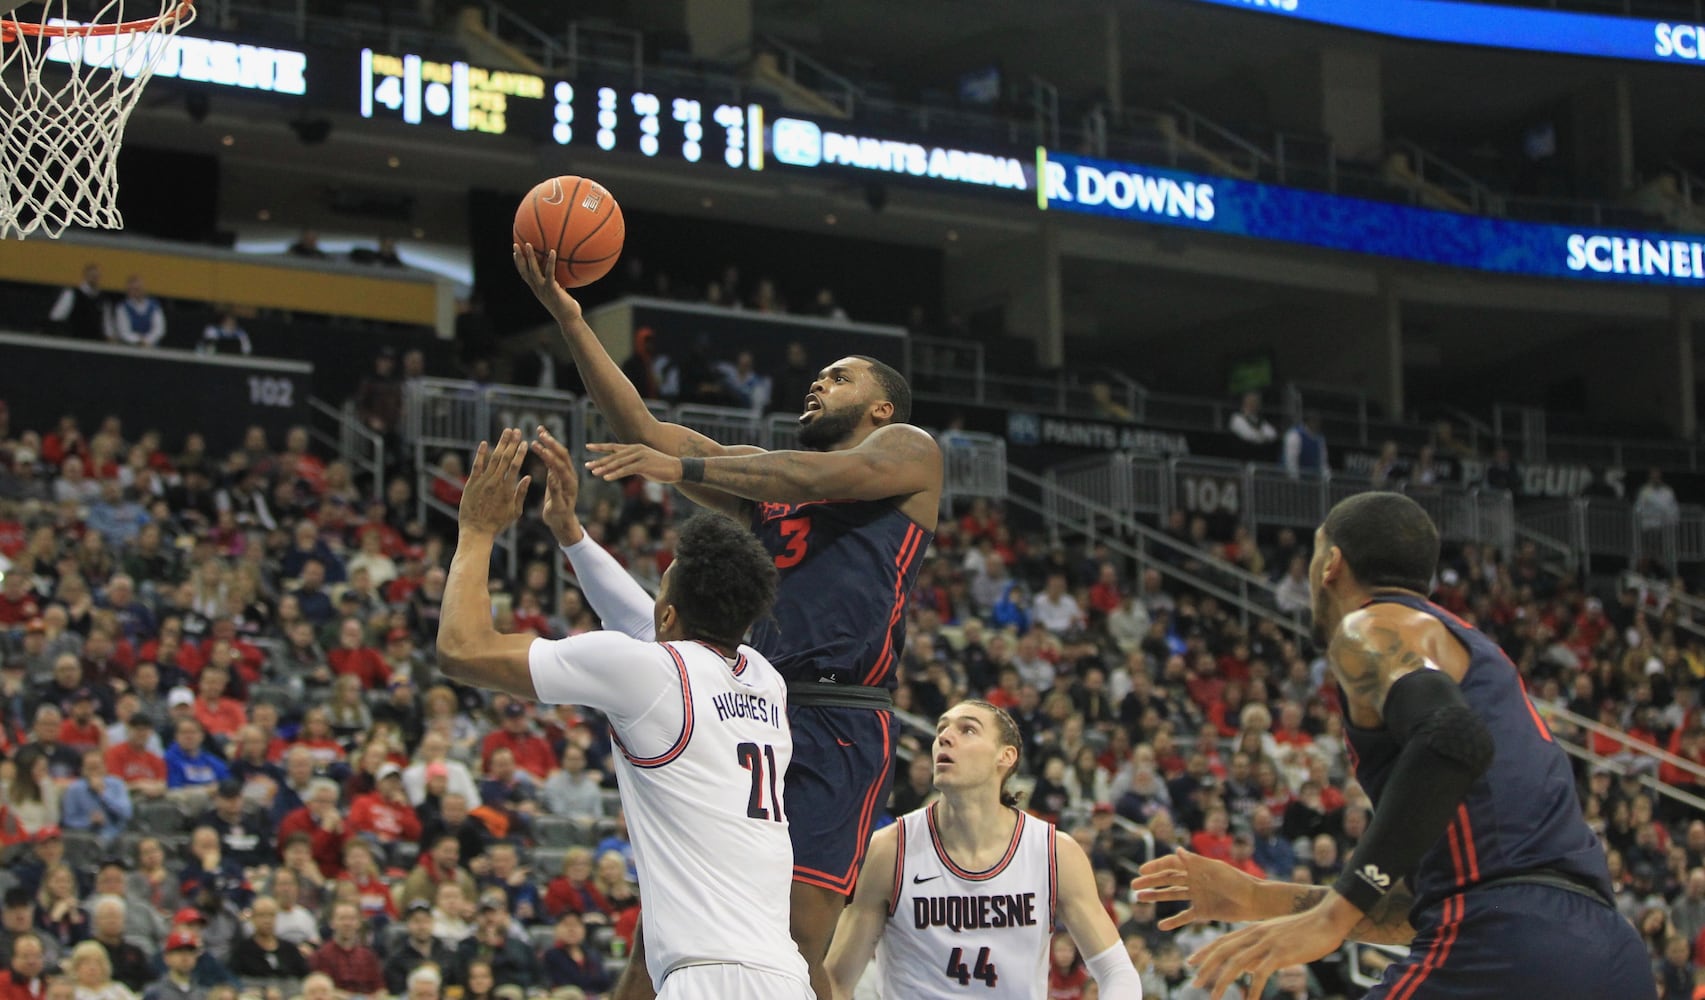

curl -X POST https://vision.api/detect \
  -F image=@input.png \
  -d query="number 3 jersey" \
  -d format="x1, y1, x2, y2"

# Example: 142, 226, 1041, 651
879, 804, 1057, 999
749, 500, 932, 690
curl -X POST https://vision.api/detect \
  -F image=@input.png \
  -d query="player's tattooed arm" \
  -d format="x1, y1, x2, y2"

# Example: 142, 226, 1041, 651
1328, 614, 1433, 719
1289, 880, 1417, 945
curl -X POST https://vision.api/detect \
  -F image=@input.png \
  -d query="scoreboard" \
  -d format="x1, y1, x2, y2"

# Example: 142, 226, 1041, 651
357, 49, 764, 171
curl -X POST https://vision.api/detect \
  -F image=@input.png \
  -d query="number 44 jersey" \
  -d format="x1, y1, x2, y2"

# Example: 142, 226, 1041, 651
879, 804, 1058, 999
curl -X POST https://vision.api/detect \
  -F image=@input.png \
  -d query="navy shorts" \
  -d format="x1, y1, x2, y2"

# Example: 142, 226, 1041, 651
1365, 884, 1653, 1000
783, 705, 894, 896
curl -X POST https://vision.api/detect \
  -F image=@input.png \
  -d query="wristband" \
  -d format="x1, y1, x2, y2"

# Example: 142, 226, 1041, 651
1333, 864, 1391, 915
680, 457, 706, 483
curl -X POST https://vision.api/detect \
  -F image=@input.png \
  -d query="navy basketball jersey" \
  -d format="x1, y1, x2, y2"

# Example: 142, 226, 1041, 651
1343, 594, 1612, 913
748, 499, 932, 689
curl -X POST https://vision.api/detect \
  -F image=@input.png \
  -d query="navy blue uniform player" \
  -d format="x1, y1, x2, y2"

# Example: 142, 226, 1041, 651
515, 244, 941, 1000
1133, 492, 1652, 1000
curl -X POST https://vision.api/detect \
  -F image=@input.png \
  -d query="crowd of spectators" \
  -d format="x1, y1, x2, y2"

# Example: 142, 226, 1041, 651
0, 386, 1701, 999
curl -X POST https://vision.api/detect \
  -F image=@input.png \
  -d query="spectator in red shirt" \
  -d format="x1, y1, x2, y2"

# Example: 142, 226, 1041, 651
479, 703, 556, 782
201, 619, 263, 686
55, 691, 103, 755
1188, 806, 1234, 862
105, 712, 166, 799
429, 453, 465, 509
1087, 563, 1123, 617
338, 840, 397, 923
1227, 831, 1268, 878
1270, 701, 1314, 750
346, 764, 421, 860
290, 709, 347, 769
327, 618, 390, 690
191, 667, 246, 740
310, 902, 384, 996
0, 575, 39, 627
0, 933, 46, 1000
277, 778, 350, 879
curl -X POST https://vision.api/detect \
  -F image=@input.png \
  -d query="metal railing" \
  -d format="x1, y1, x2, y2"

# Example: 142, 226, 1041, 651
1046, 452, 1517, 556
307, 397, 384, 501
908, 336, 1149, 423
1513, 498, 1705, 576
1535, 702, 1705, 816
941, 433, 1009, 509
1014, 465, 1313, 642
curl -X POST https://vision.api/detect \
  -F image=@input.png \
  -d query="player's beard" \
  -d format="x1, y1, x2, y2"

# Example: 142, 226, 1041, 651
798, 405, 861, 451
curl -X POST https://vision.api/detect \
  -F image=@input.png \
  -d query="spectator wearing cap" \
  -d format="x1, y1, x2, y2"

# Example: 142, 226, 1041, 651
326, 619, 389, 691
59, 751, 130, 848
383, 899, 459, 995
141, 931, 203, 1000
455, 893, 537, 990
276, 780, 349, 879
346, 763, 420, 859
309, 903, 382, 996
56, 696, 104, 759
196, 780, 271, 870
479, 703, 554, 783
541, 912, 608, 994
0, 893, 57, 970
104, 714, 165, 802
403, 734, 480, 811
84, 897, 151, 994
0, 932, 47, 1000
163, 719, 227, 800
477, 842, 540, 925
371, 671, 423, 750
164, 911, 234, 989
227, 895, 308, 981
394, 834, 477, 915
188, 669, 243, 741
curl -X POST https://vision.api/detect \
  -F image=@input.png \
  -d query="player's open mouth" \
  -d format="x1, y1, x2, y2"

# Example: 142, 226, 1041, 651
804, 395, 823, 412
935, 753, 953, 766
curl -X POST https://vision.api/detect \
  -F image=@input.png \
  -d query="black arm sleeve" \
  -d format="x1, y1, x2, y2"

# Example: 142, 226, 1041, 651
1333, 668, 1495, 914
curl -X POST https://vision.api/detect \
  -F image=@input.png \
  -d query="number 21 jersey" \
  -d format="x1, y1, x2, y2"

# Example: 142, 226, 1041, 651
880, 805, 1057, 999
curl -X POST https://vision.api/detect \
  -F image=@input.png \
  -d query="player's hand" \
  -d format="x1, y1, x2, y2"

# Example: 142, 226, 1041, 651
458, 428, 533, 536
1187, 902, 1356, 1000
584, 442, 682, 485
530, 428, 584, 547
1130, 848, 1261, 929
512, 243, 582, 324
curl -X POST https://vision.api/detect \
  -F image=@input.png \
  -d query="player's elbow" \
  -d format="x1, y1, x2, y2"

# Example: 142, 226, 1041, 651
435, 633, 479, 679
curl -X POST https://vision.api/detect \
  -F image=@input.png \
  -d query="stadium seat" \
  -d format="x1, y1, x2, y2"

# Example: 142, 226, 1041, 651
60, 831, 105, 869
531, 847, 568, 879
380, 923, 408, 953
134, 800, 187, 835
529, 925, 556, 952
532, 816, 582, 848
249, 685, 295, 712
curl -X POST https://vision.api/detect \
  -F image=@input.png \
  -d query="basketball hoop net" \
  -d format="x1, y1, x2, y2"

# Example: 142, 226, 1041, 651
1, 0, 197, 239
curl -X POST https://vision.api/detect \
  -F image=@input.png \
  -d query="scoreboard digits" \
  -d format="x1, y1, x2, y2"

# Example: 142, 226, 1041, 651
358, 48, 761, 170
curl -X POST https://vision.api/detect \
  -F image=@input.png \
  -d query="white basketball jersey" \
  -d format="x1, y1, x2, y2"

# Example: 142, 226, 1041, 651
878, 804, 1057, 1000
608, 640, 809, 989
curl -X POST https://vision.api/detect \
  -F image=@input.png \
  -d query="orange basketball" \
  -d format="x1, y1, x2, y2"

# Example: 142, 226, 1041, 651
513, 175, 625, 288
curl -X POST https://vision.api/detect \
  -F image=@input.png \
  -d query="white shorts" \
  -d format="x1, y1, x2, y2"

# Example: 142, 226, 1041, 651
657, 963, 816, 999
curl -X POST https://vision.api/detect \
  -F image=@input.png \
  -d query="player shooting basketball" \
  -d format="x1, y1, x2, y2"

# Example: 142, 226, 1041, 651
515, 245, 943, 1000
1130, 493, 1652, 1000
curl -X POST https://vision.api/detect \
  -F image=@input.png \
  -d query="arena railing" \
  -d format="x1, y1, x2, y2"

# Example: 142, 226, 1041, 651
1011, 465, 1314, 642
1045, 452, 1518, 555
307, 397, 384, 502
908, 335, 1149, 423
1534, 702, 1705, 817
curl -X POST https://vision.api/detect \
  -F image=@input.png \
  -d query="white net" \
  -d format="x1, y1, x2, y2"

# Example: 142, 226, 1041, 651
1, 0, 195, 239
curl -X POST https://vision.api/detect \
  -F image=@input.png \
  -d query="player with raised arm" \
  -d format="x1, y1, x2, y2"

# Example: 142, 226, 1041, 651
436, 428, 812, 999
825, 700, 1143, 999
515, 245, 941, 1000
1130, 493, 1652, 1000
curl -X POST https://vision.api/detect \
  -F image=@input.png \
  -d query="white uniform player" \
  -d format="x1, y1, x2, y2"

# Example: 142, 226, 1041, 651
529, 534, 812, 998
826, 701, 1142, 999
433, 427, 812, 1000
878, 804, 1056, 998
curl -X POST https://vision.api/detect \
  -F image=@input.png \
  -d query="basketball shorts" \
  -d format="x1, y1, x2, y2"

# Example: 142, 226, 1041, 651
785, 704, 895, 896
658, 963, 815, 999
1363, 883, 1654, 1000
